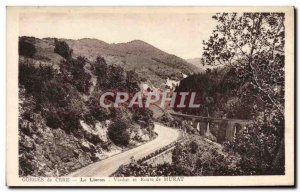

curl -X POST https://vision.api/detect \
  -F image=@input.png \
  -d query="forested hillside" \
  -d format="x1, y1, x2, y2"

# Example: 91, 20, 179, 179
175, 67, 257, 119
65, 39, 199, 86
18, 37, 155, 176
19, 37, 199, 87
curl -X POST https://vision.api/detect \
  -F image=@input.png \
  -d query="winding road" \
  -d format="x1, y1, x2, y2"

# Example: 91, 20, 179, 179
68, 124, 179, 177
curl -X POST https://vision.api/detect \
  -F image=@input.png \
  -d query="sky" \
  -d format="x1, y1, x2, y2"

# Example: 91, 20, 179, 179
19, 8, 217, 59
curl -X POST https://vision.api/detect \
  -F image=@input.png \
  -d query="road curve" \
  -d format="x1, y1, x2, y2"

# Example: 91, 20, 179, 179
67, 123, 179, 177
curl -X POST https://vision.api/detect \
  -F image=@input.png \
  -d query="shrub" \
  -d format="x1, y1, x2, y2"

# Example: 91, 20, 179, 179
189, 141, 198, 154
132, 108, 154, 128
172, 144, 185, 165
45, 108, 62, 129
224, 122, 283, 175
19, 62, 55, 106
94, 56, 108, 83
58, 106, 82, 134
87, 97, 109, 122
19, 155, 35, 176
60, 57, 92, 94
19, 38, 36, 58
108, 118, 131, 146
54, 39, 73, 59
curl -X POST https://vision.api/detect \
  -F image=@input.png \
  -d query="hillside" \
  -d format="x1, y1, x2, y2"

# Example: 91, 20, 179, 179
21, 37, 199, 86
186, 57, 202, 69
18, 37, 156, 176
186, 57, 221, 73
66, 39, 199, 86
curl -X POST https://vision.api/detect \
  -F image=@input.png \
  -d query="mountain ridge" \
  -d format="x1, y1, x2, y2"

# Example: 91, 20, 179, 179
186, 57, 222, 73
21, 36, 199, 86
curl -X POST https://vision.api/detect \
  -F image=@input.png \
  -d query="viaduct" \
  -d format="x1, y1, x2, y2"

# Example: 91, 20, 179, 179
169, 112, 252, 143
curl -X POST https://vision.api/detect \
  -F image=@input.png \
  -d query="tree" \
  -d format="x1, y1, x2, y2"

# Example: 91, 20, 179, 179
54, 39, 73, 59
202, 13, 285, 116
19, 61, 56, 107
19, 38, 36, 58
175, 71, 218, 116
125, 70, 140, 93
108, 118, 131, 146
132, 108, 154, 127
189, 141, 199, 154
87, 96, 109, 122
224, 124, 278, 175
203, 12, 285, 174
60, 56, 92, 94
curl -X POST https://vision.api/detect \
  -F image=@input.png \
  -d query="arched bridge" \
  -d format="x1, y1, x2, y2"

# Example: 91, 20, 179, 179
169, 112, 252, 143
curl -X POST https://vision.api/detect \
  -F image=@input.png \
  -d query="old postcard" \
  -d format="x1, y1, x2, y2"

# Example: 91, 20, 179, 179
6, 6, 294, 186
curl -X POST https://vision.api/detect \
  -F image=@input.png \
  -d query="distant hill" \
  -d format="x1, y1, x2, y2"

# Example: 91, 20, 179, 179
21, 37, 199, 86
186, 58, 202, 68
186, 57, 221, 73
64, 38, 199, 86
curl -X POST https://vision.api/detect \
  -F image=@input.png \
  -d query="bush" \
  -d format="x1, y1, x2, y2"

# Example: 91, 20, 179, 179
87, 97, 109, 122
45, 107, 62, 129
132, 108, 154, 128
108, 119, 131, 146
19, 155, 35, 176
19, 62, 56, 106
189, 141, 198, 154
224, 122, 283, 175
172, 144, 185, 165
60, 57, 92, 94
54, 39, 73, 59
19, 38, 36, 58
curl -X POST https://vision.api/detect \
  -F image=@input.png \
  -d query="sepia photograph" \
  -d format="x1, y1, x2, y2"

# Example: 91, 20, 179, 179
6, 6, 294, 187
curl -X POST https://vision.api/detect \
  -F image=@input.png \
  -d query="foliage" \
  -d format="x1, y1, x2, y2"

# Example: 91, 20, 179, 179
114, 137, 240, 176
86, 96, 109, 122
19, 38, 36, 58
19, 62, 56, 106
60, 56, 92, 94
224, 114, 284, 175
200, 12, 285, 174
114, 161, 195, 177
131, 108, 154, 127
93, 56, 109, 87
171, 139, 241, 176
189, 141, 198, 154
108, 118, 131, 146
93, 56, 140, 92
18, 37, 156, 177
54, 39, 73, 59
19, 59, 86, 133
202, 13, 285, 116
175, 68, 255, 119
